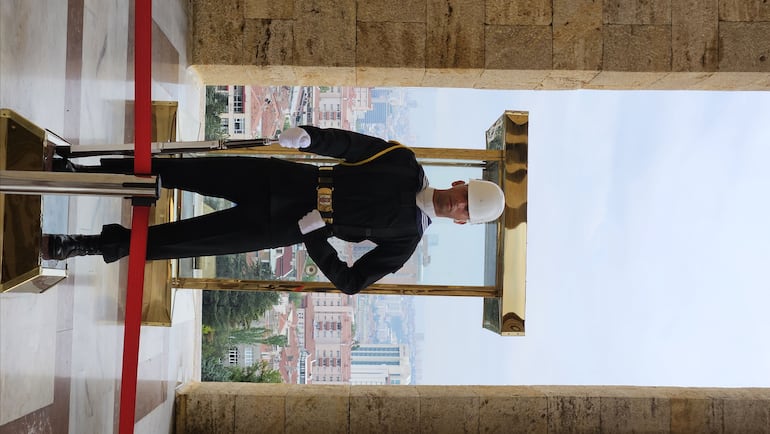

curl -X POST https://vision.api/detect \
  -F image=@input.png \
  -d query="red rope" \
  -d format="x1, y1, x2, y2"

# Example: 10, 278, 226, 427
119, 0, 152, 432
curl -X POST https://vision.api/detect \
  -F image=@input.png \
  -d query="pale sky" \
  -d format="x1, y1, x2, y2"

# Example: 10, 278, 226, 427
407, 88, 770, 387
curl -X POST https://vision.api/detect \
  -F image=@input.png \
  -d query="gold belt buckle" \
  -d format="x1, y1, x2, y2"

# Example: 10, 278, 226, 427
317, 187, 333, 213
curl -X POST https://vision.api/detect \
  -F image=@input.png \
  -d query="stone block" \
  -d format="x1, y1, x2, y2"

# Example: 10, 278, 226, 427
594, 386, 673, 399
540, 70, 600, 89
485, 25, 552, 70
190, 0, 246, 65
350, 386, 420, 434
719, 0, 770, 21
293, 66, 357, 86
553, 0, 603, 24
648, 71, 715, 89
747, 388, 770, 400
694, 71, 770, 90
178, 383, 236, 434
232, 383, 287, 434
418, 386, 479, 434
722, 397, 770, 432
603, 24, 671, 71
604, 0, 672, 24
357, 67, 426, 87
293, 0, 356, 67
244, 65, 300, 85
546, 391, 609, 433
357, 0, 426, 23
476, 69, 548, 89
700, 387, 770, 400
175, 386, 190, 433
553, 0, 603, 70
191, 64, 299, 86
244, 19, 293, 66
423, 68, 483, 88
672, 0, 718, 72
426, 0, 484, 68
356, 22, 426, 68
670, 396, 722, 434
719, 22, 770, 72
485, 0, 552, 25
244, 0, 293, 19
285, 385, 350, 434
586, 71, 668, 88
476, 386, 547, 434
600, 396, 671, 433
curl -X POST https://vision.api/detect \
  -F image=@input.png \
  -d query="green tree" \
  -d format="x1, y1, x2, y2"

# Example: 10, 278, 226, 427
261, 334, 288, 347
202, 289, 279, 329
202, 256, 278, 329
228, 327, 270, 344
228, 360, 283, 383
288, 292, 304, 307
216, 253, 273, 280
228, 328, 288, 348
201, 324, 230, 361
201, 356, 231, 382
204, 86, 228, 140
201, 358, 283, 383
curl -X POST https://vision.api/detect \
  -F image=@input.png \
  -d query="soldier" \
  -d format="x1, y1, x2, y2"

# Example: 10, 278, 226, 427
45, 126, 504, 294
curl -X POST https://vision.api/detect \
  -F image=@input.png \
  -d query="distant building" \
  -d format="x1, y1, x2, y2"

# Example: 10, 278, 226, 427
214, 85, 252, 138
223, 342, 275, 370
350, 344, 411, 385
313, 86, 372, 130
304, 292, 354, 384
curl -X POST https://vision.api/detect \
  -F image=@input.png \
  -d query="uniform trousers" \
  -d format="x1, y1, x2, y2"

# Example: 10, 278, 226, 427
97, 157, 317, 263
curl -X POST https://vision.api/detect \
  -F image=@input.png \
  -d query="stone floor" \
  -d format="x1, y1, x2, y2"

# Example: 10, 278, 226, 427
0, 0, 202, 432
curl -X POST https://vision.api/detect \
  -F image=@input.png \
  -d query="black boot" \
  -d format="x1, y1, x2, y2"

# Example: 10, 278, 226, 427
51, 158, 82, 172
42, 234, 103, 260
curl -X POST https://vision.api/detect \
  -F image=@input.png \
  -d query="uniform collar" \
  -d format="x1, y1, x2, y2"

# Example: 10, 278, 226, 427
416, 187, 437, 220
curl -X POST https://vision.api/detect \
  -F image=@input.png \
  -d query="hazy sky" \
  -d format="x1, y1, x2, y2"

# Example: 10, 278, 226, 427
404, 88, 770, 387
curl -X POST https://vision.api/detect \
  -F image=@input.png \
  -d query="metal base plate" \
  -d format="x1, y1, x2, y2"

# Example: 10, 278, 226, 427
1, 108, 66, 294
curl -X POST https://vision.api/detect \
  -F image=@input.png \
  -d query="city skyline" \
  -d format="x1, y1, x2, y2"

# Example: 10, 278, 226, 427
206, 85, 770, 388
206, 85, 429, 385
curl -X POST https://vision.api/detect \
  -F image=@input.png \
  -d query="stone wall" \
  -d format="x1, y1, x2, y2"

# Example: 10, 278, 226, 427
182, 2, 770, 429
175, 383, 770, 433
189, 0, 770, 90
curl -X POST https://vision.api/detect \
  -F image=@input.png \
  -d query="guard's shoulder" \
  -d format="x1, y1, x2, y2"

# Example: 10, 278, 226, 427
384, 140, 417, 158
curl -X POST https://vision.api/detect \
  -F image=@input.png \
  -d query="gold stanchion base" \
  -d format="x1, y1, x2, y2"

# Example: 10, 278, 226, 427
0, 108, 67, 293
0, 104, 179, 329
141, 101, 179, 326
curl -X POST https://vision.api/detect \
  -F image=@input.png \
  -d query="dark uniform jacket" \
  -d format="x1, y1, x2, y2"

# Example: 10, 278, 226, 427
99, 126, 429, 295
298, 126, 429, 294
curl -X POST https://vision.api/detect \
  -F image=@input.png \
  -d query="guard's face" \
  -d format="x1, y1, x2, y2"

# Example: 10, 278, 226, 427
434, 181, 470, 224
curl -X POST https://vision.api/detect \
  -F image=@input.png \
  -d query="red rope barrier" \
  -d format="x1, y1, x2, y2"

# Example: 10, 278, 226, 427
119, 0, 152, 432
118, 208, 150, 433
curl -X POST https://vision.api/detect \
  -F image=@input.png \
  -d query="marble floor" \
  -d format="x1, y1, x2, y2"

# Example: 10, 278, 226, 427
1, 0, 202, 432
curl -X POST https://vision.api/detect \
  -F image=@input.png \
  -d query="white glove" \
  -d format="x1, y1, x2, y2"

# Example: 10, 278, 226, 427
279, 127, 311, 149
298, 209, 326, 234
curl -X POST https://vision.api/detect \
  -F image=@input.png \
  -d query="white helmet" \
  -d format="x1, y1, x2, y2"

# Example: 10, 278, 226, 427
467, 179, 505, 224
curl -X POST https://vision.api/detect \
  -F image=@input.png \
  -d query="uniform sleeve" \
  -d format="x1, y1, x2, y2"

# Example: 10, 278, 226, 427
302, 230, 420, 295
298, 125, 398, 164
